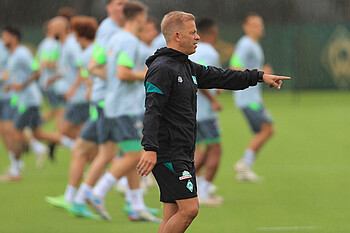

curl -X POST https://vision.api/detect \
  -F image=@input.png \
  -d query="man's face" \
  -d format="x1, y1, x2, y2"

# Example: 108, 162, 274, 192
107, 0, 127, 23
139, 21, 158, 45
2, 31, 13, 49
244, 16, 264, 39
135, 12, 147, 34
179, 20, 200, 55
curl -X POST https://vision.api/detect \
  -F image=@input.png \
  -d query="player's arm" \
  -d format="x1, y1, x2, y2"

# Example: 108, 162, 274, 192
64, 68, 83, 100
87, 58, 107, 80
87, 42, 107, 80
117, 65, 147, 81
83, 72, 93, 101
11, 56, 41, 91
137, 66, 173, 176
199, 89, 222, 111
11, 70, 41, 91
116, 46, 146, 81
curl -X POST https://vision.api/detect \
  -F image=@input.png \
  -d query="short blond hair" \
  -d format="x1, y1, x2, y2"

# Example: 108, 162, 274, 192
161, 11, 195, 43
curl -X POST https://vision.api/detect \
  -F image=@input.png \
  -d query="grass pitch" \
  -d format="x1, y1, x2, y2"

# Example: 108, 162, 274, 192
0, 91, 349, 233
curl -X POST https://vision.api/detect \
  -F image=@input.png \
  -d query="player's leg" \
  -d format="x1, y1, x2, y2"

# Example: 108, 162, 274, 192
234, 105, 274, 182
158, 203, 178, 233
195, 119, 222, 205
247, 122, 274, 153
0, 108, 29, 182
162, 198, 199, 233
59, 103, 78, 139
91, 115, 159, 221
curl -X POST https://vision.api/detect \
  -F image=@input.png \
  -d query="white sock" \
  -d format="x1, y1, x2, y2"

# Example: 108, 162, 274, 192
92, 172, 118, 199
60, 136, 75, 149
64, 184, 77, 204
242, 149, 256, 167
74, 183, 92, 205
29, 139, 46, 156
118, 176, 129, 188
8, 151, 21, 176
125, 188, 132, 204
129, 188, 146, 212
199, 179, 211, 199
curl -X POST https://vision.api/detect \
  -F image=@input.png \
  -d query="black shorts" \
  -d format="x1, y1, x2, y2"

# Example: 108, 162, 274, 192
152, 160, 197, 203
197, 118, 221, 145
242, 104, 273, 133
14, 106, 43, 130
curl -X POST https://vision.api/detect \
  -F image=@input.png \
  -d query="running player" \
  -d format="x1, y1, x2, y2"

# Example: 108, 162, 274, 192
46, 0, 127, 217
0, 26, 75, 182
34, 20, 62, 130
230, 13, 274, 183
89, 1, 160, 222
0, 36, 21, 178
189, 18, 223, 206
136, 11, 290, 233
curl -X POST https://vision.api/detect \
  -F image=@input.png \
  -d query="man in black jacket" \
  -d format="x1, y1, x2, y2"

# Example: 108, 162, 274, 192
137, 11, 290, 233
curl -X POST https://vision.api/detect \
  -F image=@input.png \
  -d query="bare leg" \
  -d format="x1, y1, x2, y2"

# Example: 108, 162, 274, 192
109, 151, 142, 179
84, 141, 116, 186
69, 138, 97, 187
194, 145, 207, 174
126, 168, 141, 190
33, 127, 62, 144
162, 197, 199, 233
59, 120, 77, 139
204, 143, 222, 182
158, 203, 178, 233
247, 122, 274, 153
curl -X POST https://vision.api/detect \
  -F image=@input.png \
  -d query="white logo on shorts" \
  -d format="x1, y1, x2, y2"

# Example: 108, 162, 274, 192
178, 76, 183, 83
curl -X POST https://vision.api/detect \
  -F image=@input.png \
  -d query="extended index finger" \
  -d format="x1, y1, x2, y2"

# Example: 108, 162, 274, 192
273, 75, 291, 80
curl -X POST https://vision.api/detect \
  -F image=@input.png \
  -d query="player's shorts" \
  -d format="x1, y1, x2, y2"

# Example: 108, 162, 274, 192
152, 160, 197, 203
44, 90, 65, 108
14, 106, 43, 130
0, 98, 16, 121
79, 102, 109, 144
103, 114, 143, 152
64, 103, 89, 125
241, 102, 273, 133
197, 118, 221, 145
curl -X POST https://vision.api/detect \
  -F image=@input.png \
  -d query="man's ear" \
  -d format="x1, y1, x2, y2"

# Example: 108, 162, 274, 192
174, 32, 181, 42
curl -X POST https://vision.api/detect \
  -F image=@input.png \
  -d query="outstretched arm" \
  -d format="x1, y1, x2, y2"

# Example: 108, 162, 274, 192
194, 62, 290, 90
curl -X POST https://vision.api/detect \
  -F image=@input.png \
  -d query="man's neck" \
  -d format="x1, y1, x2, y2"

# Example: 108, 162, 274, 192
123, 22, 138, 36
198, 37, 215, 47
110, 15, 123, 27
167, 43, 187, 55
82, 40, 94, 49
9, 42, 18, 53
60, 33, 68, 43
247, 34, 259, 42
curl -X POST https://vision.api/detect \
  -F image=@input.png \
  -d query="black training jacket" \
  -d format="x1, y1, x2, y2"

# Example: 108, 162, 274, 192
141, 48, 264, 164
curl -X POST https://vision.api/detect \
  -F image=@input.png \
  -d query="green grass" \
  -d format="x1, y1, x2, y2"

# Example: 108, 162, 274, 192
1, 91, 349, 233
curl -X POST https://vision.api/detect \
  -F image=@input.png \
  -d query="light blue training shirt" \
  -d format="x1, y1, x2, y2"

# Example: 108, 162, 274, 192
190, 42, 220, 122
230, 35, 264, 109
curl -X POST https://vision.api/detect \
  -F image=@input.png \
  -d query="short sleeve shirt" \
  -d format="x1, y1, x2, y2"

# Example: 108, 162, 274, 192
230, 36, 264, 108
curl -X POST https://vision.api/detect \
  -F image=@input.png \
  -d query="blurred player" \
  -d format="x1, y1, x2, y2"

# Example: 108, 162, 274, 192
34, 20, 62, 130
89, 1, 160, 222
115, 15, 159, 208
230, 13, 274, 182
151, 19, 166, 50
0, 26, 74, 182
57, 0, 127, 217
0, 35, 21, 177
189, 18, 223, 206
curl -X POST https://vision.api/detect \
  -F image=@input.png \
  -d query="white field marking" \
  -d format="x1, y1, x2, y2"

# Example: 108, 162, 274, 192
258, 226, 319, 231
